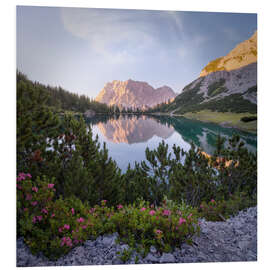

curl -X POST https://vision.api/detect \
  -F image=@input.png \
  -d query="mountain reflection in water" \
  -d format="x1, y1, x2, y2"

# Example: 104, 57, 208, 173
85, 114, 257, 171
97, 115, 174, 144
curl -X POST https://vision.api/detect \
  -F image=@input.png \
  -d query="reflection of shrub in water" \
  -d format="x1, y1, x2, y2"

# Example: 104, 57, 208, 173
241, 116, 257, 122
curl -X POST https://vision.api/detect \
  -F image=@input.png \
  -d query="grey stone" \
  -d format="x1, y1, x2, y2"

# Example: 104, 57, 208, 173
160, 253, 175, 263
145, 253, 159, 263
238, 240, 250, 250
105, 252, 114, 260
247, 250, 257, 260
83, 240, 94, 248
183, 256, 197, 263
112, 257, 123, 264
73, 246, 85, 255
120, 244, 129, 251
173, 248, 180, 257
102, 233, 118, 247
150, 245, 157, 254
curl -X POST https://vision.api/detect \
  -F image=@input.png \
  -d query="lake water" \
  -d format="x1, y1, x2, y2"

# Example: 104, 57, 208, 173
85, 114, 257, 172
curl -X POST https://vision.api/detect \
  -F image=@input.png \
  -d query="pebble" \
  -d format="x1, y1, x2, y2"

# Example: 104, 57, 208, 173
16, 206, 257, 266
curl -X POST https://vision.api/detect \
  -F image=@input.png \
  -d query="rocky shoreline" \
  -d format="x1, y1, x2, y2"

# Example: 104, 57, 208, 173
17, 206, 257, 267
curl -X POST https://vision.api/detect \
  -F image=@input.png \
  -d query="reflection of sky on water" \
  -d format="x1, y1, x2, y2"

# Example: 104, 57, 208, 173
92, 125, 190, 172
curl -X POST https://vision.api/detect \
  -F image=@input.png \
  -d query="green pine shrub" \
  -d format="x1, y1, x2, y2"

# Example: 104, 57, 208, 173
17, 72, 122, 206
199, 192, 256, 221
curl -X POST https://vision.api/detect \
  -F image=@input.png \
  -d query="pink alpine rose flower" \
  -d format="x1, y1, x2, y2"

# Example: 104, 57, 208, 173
32, 187, 38, 193
41, 208, 48, 214
140, 207, 146, 212
31, 201, 38, 206
162, 209, 171, 216
32, 216, 37, 223
18, 173, 26, 181
61, 237, 72, 247
117, 204, 123, 209
101, 200, 107, 205
63, 224, 70, 230
89, 208, 95, 214
179, 217, 186, 225
71, 208, 75, 215
77, 217, 85, 223
48, 183, 54, 189
26, 194, 32, 201
149, 210, 156, 216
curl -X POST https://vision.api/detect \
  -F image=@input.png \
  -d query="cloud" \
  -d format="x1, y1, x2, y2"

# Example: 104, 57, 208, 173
60, 8, 209, 64
60, 8, 159, 53
60, 8, 188, 55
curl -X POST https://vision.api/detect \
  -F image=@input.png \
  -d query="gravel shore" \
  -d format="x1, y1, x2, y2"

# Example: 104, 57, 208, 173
17, 206, 257, 266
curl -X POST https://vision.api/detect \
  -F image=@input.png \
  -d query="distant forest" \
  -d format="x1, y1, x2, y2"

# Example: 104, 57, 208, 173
16, 71, 119, 114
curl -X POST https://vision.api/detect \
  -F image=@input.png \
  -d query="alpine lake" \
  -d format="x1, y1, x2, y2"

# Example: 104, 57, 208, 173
85, 114, 257, 172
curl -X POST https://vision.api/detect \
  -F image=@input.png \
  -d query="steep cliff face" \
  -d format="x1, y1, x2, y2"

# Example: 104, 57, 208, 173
200, 31, 257, 77
187, 62, 257, 103
95, 79, 176, 109
163, 31, 257, 115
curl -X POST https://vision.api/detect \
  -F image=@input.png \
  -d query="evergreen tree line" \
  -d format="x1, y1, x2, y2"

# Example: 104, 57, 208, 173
17, 71, 146, 115
17, 71, 116, 114
17, 72, 257, 209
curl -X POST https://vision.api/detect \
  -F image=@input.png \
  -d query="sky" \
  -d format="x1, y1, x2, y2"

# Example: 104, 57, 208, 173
16, 6, 257, 98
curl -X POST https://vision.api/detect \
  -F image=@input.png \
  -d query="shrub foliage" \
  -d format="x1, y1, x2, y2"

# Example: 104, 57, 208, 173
17, 173, 200, 260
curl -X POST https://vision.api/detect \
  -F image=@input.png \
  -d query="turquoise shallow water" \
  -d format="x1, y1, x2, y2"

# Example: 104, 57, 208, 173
85, 114, 257, 172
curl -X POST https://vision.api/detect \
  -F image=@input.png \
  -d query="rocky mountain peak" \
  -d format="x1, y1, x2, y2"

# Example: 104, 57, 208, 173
95, 80, 176, 109
200, 30, 257, 77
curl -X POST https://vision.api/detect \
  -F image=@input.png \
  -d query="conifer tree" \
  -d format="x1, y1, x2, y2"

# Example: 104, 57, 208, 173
17, 72, 60, 174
